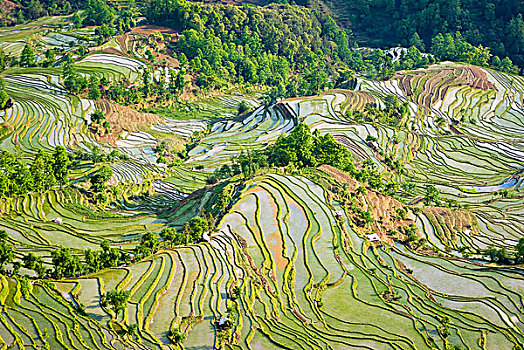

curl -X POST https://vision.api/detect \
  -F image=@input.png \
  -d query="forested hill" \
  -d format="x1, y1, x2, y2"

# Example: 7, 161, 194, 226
236, 0, 523, 70
289, 0, 524, 68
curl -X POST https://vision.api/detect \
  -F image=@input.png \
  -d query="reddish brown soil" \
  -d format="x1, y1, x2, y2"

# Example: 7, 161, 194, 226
93, 100, 160, 144
0, 0, 22, 25
319, 165, 417, 244
129, 25, 177, 35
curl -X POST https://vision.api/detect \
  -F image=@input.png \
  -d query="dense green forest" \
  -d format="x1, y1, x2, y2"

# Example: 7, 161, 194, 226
146, 0, 358, 95
302, 0, 524, 69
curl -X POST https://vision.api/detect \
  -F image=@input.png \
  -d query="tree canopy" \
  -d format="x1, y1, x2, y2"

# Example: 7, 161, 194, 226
0, 147, 70, 198
311, 0, 523, 71
145, 0, 357, 94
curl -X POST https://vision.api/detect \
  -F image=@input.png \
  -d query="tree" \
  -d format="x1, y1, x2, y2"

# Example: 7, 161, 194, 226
72, 13, 82, 28
206, 212, 215, 231
51, 246, 82, 278
84, 249, 100, 273
84, 0, 115, 26
126, 324, 138, 339
160, 228, 185, 247
185, 216, 208, 242
42, 49, 55, 67
53, 146, 70, 186
409, 32, 425, 51
101, 289, 130, 317
168, 327, 186, 344
0, 49, 10, 71
217, 185, 233, 211
134, 232, 160, 258
90, 165, 113, 193
23, 252, 45, 278
360, 210, 374, 225
384, 95, 401, 110
17, 9, 24, 24
20, 44, 36, 67
31, 150, 56, 192
237, 101, 249, 115
0, 230, 13, 270
500, 57, 515, 73
91, 110, 105, 124
424, 185, 440, 206
99, 240, 120, 268
0, 90, 10, 110
88, 76, 101, 100
63, 56, 87, 93
515, 238, 524, 264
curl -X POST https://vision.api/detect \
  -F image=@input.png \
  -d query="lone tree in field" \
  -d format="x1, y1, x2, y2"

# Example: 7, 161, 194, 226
101, 289, 131, 317
90, 165, 113, 193
0, 87, 10, 110
20, 44, 36, 67
0, 230, 13, 270
424, 185, 440, 206
53, 146, 70, 186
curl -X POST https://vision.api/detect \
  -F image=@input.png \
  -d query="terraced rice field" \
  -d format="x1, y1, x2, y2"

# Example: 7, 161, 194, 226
283, 63, 524, 253
15, 174, 519, 349
0, 13, 522, 349
0, 188, 164, 259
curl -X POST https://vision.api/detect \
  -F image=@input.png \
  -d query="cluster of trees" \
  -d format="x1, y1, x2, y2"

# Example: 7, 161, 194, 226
9, 0, 73, 25
431, 32, 519, 73
1, 208, 217, 279
81, 0, 136, 44
63, 55, 92, 94
484, 238, 524, 265
161, 214, 215, 248
83, 240, 122, 274
89, 165, 113, 203
20, 240, 122, 279
322, 0, 524, 70
0, 147, 69, 198
365, 45, 434, 79
12, 235, 153, 280
0, 234, 112, 278
20, 44, 37, 67
424, 185, 440, 206
208, 123, 358, 182
265, 123, 355, 171
210, 123, 391, 193
146, 0, 357, 95
90, 110, 110, 133
62, 60, 187, 108
71, 146, 127, 165
349, 95, 409, 128
0, 231, 13, 271
0, 77, 11, 110
19, 42, 66, 69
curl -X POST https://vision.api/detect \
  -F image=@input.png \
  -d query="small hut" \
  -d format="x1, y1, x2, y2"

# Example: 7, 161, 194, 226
366, 233, 380, 242
52, 217, 63, 224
